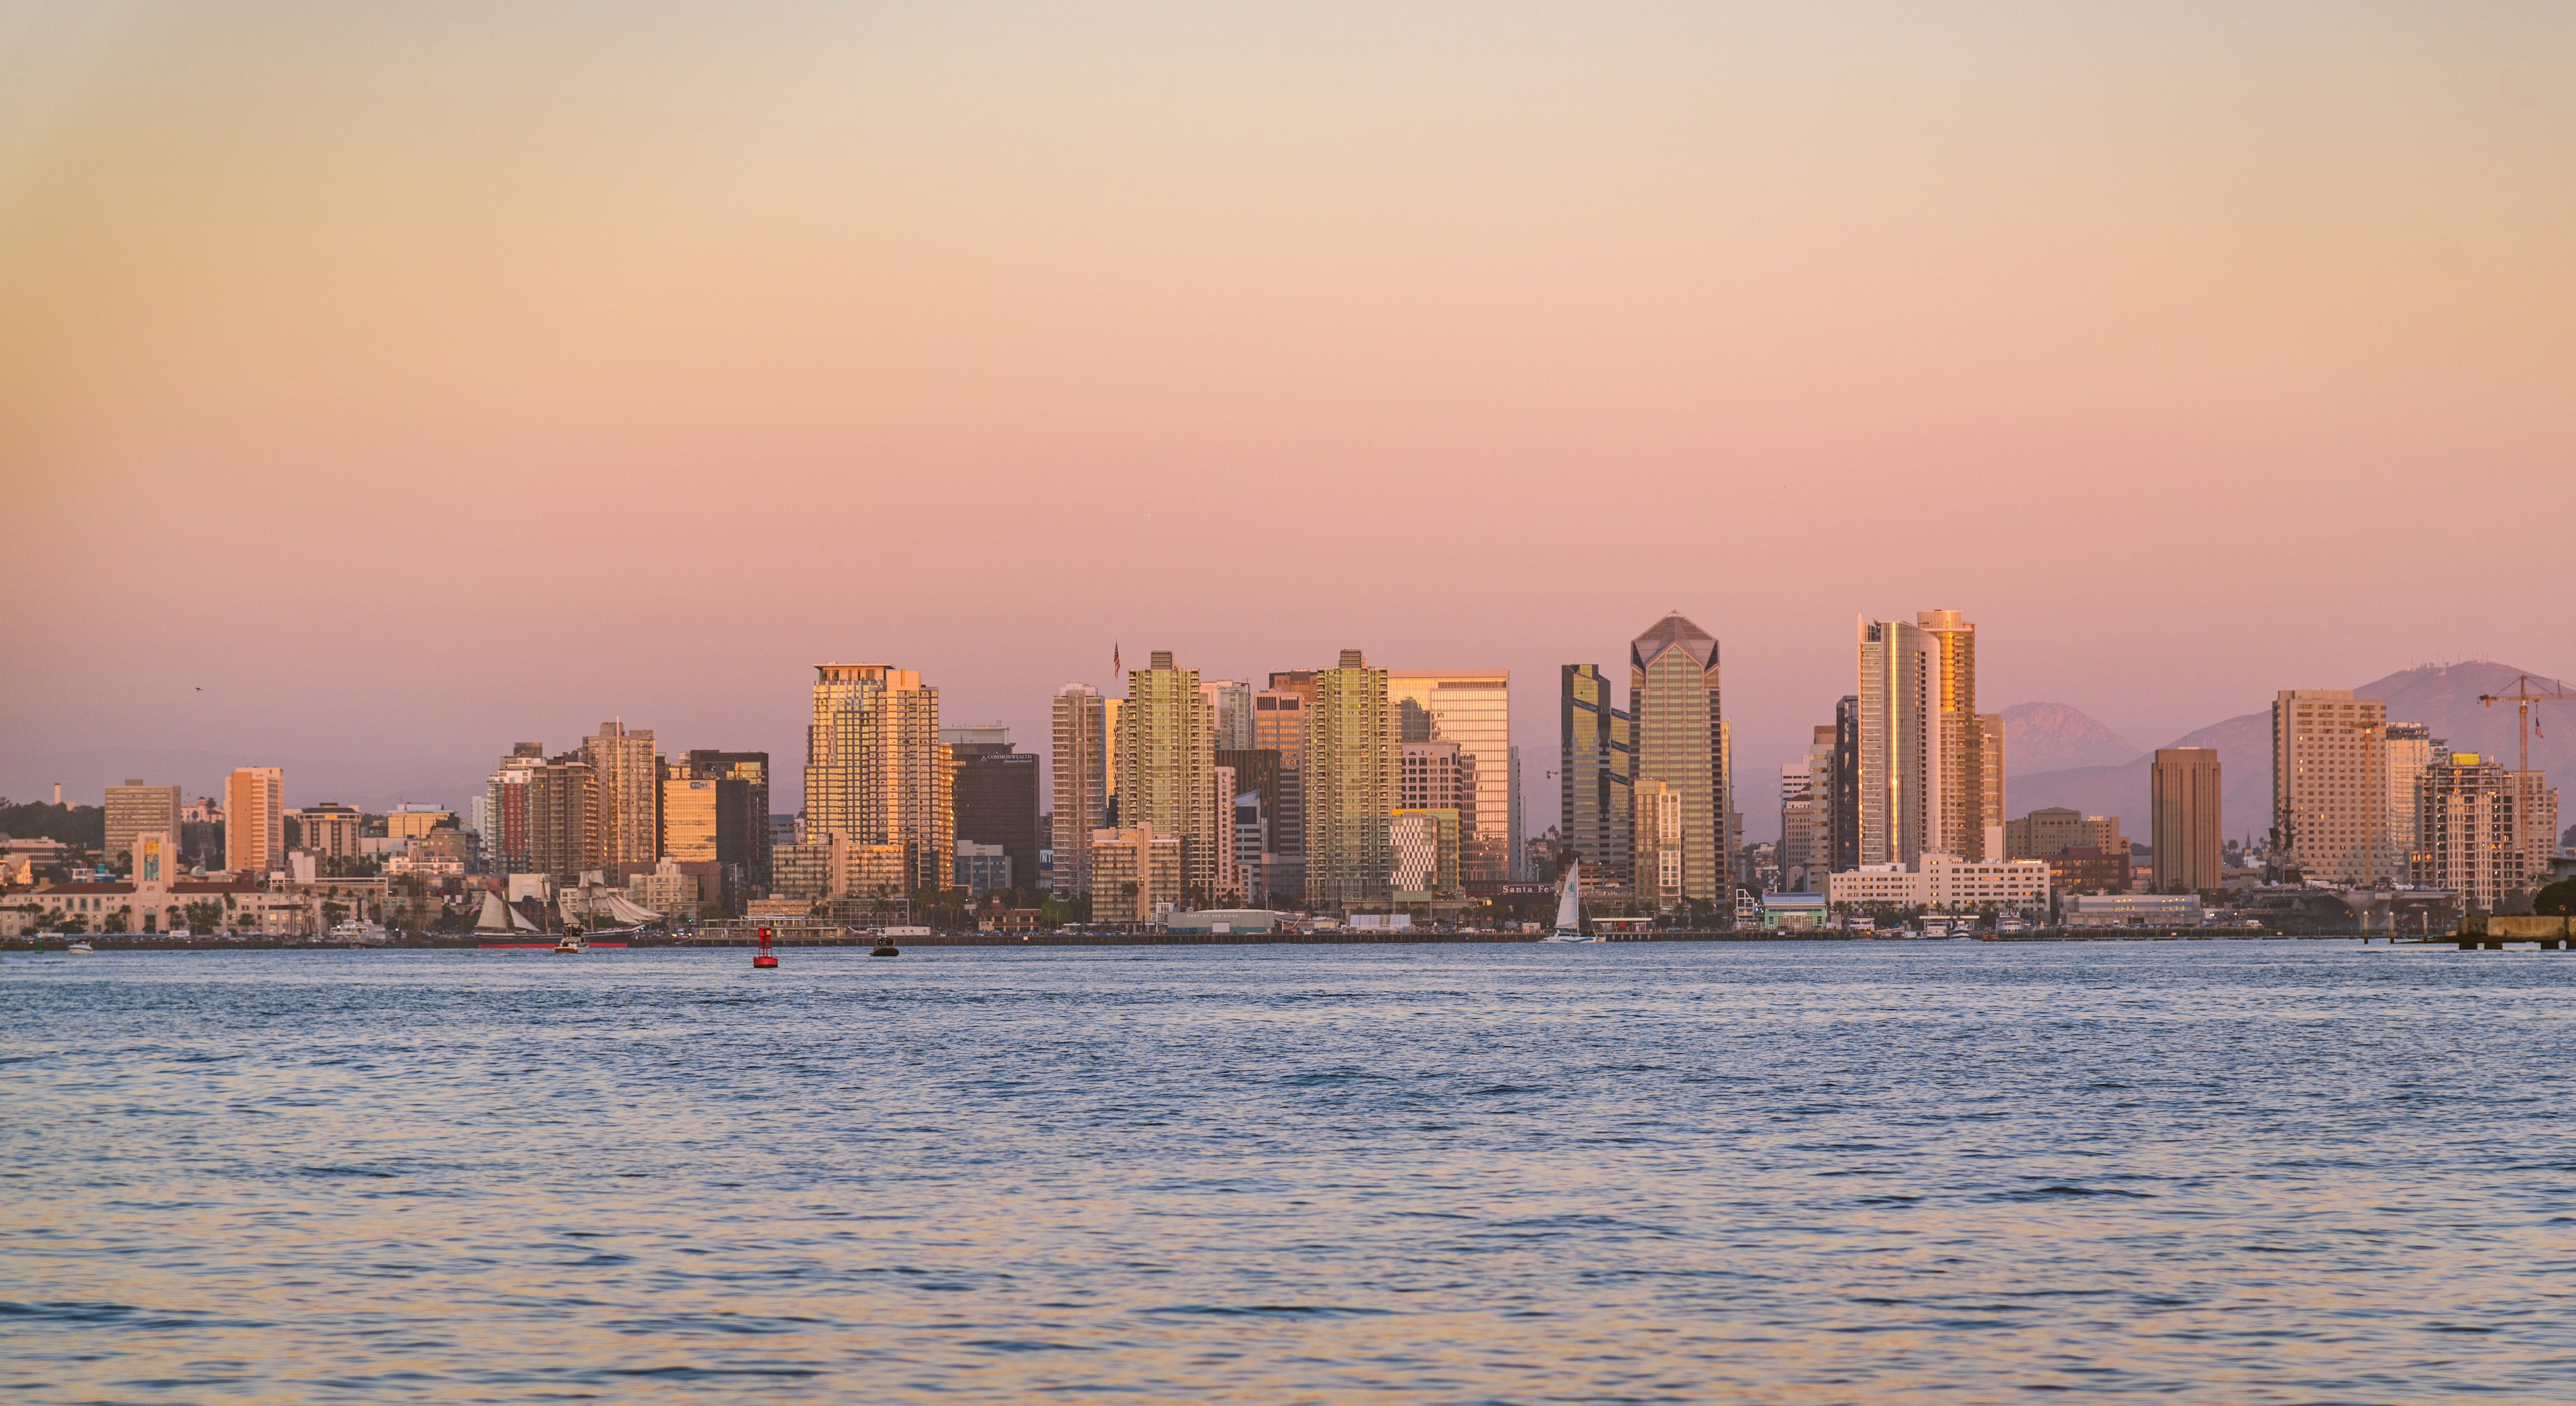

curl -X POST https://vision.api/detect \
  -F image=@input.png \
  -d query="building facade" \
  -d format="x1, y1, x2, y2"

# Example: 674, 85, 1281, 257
2383, 722, 2445, 875
585, 720, 660, 881
2151, 747, 2223, 894
1305, 649, 1395, 910
224, 766, 285, 875
105, 780, 181, 869
1629, 614, 1727, 907
1388, 671, 1511, 889
1560, 663, 1633, 884
1857, 611, 1985, 867
806, 663, 952, 896
486, 744, 597, 881
2271, 689, 2390, 884
1089, 824, 1184, 924
947, 726, 1042, 902
1120, 651, 1221, 901
1051, 684, 1109, 898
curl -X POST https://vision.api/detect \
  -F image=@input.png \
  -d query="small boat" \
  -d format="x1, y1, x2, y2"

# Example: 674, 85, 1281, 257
1540, 867, 1599, 944
553, 934, 585, 954
329, 918, 391, 947
66, 940, 95, 955
870, 937, 902, 957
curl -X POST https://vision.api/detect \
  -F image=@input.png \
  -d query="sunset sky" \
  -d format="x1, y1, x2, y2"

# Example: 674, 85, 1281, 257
4, 3, 2571, 831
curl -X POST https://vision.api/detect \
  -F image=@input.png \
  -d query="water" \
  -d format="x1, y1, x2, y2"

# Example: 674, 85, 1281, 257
5, 942, 2573, 1403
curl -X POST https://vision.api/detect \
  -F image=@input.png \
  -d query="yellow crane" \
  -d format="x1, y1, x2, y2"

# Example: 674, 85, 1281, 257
2476, 673, 2576, 775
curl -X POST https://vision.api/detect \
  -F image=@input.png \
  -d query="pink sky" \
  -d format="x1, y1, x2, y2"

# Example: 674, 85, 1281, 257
4, 4, 2571, 832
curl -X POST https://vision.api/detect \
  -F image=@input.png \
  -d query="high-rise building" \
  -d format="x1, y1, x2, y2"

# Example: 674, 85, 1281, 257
1216, 747, 1286, 905
1917, 610, 1987, 859
2005, 806, 2130, 893
1305, 649, 1395, 910
2383, 722, 2446, 874
1253, 676, 1313, 900
1832, 696, 1862, 873
678, 750, 771, 889
223, 766, 284, 875
1391, 808, 1461, 899
806, 663, 952, 896
1120, 651, 1221, 900
946, 726, 1041, 902
1089, 824, 1183, 924
2271, 689, 2390, 884
1629, 613, 1727, 908
1210, 761, 1242, 901
2414, 753, 2548, 911
1857, 613, 1987, 864
1388, 671, 1511, 889
1209, 680, 1256, 753
105, 779, 182, 869
1507, 745, 1525, 881
486, 745, 596, 880
1779, 759, 1818, 891
1102, 697, 1125, 826
284, 802, 362, 862
2151, 747, 2222, 894
1560, 664, 1633, 883
1051, 685, 1110, 898
1978, 712, 2006, 861
585, 720, 660, 881
1399, 739, 1466, 812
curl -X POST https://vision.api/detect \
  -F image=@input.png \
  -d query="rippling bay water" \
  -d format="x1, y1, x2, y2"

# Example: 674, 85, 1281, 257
5, 942, 2574, 1402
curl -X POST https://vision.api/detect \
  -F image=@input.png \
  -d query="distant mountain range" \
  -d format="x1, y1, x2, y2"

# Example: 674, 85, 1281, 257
2000, 662, 2574, 845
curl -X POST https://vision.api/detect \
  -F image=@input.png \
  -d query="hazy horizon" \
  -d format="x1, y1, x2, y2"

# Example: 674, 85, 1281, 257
6, 3, 2571, 834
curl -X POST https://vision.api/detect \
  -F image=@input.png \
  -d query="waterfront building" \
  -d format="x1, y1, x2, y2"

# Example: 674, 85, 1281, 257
585, 720, 661, 881
2383, 723, 2446, 872
1629, 613, 1727, 908
224, 766, 285, 875
2063, 893, 2204, 927
1089, 823, 1184, 924
1826, 854, 2051, 910
806, 663, 952, 896
1391, 808, 1462, 900
1051, 684, 1109, 898
2151, 747, 2223, 893
2271, 689, 2390, 883
284, 802, 363, 863
676, 750, 771, 888
1560, 663, 1634, 883
1856, 610, 1986, 866
946, 726, 1041, 902
486, 744, 597, 881
1389, 671, 1512, 888
1120, 651, 1222, 901
1305, 649, 1396, 910
1832, 696, 1861, 873
2414, 753, 2524, 910
104, 779, 181, 869
1979, 712, 2006, 861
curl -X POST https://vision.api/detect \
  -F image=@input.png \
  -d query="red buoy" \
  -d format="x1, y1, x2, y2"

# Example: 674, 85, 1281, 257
752, 924, 779, 969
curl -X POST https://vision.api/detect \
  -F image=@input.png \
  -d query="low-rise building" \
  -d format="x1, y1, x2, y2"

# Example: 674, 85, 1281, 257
1829, 853, 2051, 910
2061, 893, 2204, 927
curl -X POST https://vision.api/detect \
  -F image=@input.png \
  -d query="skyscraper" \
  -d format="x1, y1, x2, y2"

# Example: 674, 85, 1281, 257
1209, 680, 1255, 752
1120, 650, 1221, 900
1305, 649, 1395, 910
1051, 684, 1109, 899
1858, 614, 1986, 866
2383, 722, 2445, 874
2151, 747, 2222, 894
946, 726, 1042, 902
1388, 671, 1511, 889
105, 779, 182, 869
1560, 663, 1633, 883
1832, 696, 1861, 873
2271, 688, 2389, 884
677, 749, 771, 889
585, 720, 660, 881
2416, 753, 2534, 911
1507, 745, 1525, 881
1254, 673, 1313, 900
486, 745, 596, 880
223, 766, 284, 875
1629, 613, 1727, 908
1216, 747, 1285, 904
1978, 711, 2006, 861
806, 663, 952, 896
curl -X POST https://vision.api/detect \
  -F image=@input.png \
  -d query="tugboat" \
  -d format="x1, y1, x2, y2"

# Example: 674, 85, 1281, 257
553, 931, 585, 954
870, 932, 902, 957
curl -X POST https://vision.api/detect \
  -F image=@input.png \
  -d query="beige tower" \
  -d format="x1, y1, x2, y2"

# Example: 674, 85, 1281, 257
1119, 651, 1220, 901
1916, 610, 1986, 860
1050, 684, 1108, 898
105, 779, 182, 869
1388, 671, 1512, 887
223, 767, 284, 875
2151, 747, 2222, 894
1305, 649, 1395, 910
1629, 613, 1726, 908
2271, 689, 2389, 883
806, 663, 952, 896
585, 720, 660, 881
1978, 712, 2006, 861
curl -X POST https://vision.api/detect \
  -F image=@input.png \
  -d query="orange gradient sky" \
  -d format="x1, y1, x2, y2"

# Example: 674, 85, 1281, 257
3, 3, 2571, 828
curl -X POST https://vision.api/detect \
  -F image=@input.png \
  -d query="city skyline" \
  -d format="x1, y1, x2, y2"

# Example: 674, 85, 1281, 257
4, 7, 2572, 836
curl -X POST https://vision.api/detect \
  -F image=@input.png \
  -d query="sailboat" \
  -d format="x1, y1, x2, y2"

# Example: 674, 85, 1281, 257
1541, 864, 1599, 943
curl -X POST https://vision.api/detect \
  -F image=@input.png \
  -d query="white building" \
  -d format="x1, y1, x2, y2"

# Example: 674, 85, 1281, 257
1829, 853, 2050, 910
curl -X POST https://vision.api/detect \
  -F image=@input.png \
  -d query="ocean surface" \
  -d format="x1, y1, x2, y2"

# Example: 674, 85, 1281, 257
5, 941, 2574, 1403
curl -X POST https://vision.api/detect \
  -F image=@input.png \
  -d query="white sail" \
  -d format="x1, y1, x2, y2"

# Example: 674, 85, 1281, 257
477, 891, 539, 932
1554, 865, 1581, 934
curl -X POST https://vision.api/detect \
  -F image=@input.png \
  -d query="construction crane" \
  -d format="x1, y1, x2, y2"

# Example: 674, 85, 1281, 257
2476, 673, 2576, 775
